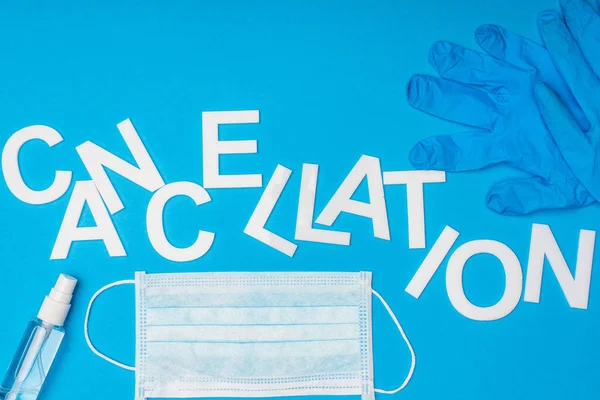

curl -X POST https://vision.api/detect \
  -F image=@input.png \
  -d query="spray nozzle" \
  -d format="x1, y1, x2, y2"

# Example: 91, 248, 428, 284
37, 274, 78, 327
49, 274, 77, 304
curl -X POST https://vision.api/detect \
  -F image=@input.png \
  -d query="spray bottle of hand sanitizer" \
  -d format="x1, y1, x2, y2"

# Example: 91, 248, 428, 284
0, 274, 77, 400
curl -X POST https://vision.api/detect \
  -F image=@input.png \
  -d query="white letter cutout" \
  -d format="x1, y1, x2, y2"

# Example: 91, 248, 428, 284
2, 125, 72, 204
51, 181, 125, 260
405, 225, 459, 298
383, 170, 446, 249
76, 118, 165, 214
146, 182, 215, 262
295, 163, 350, 245
316, 155, 390, 240
244, 165, 297, 257
525, 223, 596, 309
202, 110, 262, 189
446, 240, 523, 321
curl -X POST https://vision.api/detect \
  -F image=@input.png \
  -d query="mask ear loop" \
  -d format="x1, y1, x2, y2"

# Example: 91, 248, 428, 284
372, 289, 416, 394
84, 279, 136, 371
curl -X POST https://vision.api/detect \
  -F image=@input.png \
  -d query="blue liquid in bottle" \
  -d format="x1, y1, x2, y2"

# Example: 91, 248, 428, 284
0, 320, 64, 400
0, 274, 77, 400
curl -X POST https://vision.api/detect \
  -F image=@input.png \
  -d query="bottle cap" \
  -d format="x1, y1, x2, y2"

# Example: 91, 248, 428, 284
37, 274, 78, 326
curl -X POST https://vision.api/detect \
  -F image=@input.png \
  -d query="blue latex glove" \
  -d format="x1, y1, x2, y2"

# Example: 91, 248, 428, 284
532, 0, 600, 204
407, 26, 594, 215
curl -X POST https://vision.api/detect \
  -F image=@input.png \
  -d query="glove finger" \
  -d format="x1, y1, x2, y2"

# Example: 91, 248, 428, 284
561, 0, 600, 77
428, 41, 521, 93
534, 82, 600, 202
476, 24, 551, 70
586, 0, 600, 13
475, 23, 589, 130
538, 10, 600, 121
409, 131, 506, 171
407, 74, 498, 130
486, 177, 594, 215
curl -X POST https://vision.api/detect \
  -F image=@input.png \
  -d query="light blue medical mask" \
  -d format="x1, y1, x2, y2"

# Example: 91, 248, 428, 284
84, 271, 415, 400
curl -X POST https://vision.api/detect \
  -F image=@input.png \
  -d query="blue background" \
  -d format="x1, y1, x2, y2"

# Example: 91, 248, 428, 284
1, 0, 599, 399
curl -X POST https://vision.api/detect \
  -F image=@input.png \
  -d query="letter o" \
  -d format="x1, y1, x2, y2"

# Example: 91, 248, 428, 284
446, 240, 523, 321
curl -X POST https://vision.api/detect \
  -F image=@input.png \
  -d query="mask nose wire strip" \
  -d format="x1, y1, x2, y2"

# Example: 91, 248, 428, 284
371, 289, 416, 394
84, 279, 136, 371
